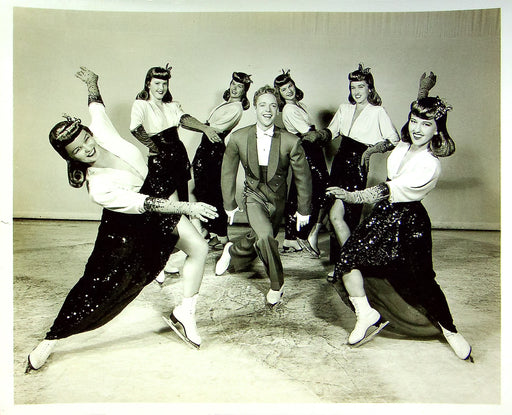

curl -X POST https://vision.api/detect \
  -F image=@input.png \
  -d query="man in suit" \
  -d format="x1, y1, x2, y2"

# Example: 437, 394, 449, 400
215, 85, 312, 306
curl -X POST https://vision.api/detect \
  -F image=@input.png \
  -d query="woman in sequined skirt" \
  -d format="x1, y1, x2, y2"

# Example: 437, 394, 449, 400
25, 67, 218, 372
326, 95, 473, 361
192, 72, 252, 248
302, 64, 399, 271
273, 70, 329, 257
130, 65, 221, 281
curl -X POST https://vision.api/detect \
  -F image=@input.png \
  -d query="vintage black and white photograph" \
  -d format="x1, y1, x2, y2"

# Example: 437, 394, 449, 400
1, 0, 509, 414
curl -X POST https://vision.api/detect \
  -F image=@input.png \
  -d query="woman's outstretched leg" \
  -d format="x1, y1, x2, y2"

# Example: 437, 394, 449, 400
307, 206, 327, 256
164, 215, 208, 348
327, 199, 351, 280
342, 269, 387, 346
329, 199, 351, 248
174, 216, 208, 296
188, 179, 209, 239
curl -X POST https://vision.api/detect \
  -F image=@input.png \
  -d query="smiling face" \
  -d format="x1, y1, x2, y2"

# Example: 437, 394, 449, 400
255, 92, 278, 129
278, 81, 296, 102
408, 114, 438, 147
148, 77, 169, 102
229, 80, 245, 100
65, 129, 99, 164
350, 80, 369, 105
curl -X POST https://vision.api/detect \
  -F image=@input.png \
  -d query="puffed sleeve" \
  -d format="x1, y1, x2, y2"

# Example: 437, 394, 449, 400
172, 101, 186, 125
87, 173, 148, 214
387, 155, 441, 203
377, 107, 399, 145
209, 103, 243, 133
129, 100, 146, 131
282, 105, 311, 135
89, 102, 124, 145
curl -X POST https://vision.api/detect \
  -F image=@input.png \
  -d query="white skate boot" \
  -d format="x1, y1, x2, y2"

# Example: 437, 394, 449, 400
163, 294, 201, 349
348, 296, 388, 346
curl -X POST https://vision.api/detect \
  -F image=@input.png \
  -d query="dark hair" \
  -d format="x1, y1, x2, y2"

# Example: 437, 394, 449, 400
252, 85, 280, 107
135, 66, 173, 102
222, 72, 252, 110
400, 96, 455, 158
273, 70, 305, 111
49, 118, 92, 188
348, 63, 382, 106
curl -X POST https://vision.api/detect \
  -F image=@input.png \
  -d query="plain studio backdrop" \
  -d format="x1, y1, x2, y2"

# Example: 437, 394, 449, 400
12, 7, 500, 230
3, 3, 508, 415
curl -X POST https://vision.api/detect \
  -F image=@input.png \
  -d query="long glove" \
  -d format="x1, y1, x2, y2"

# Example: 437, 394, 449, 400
301, 128, 332, 146
360, 140, 395, 171
418, 71, 437, 99
143, 197, 218, 222
131, 125, 160, 154
326, 183, 390, 204
75, 66, 104, 106
180, 114, 222, 143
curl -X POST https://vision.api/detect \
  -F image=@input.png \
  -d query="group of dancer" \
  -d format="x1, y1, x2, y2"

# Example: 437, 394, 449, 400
25, 62, 472, 374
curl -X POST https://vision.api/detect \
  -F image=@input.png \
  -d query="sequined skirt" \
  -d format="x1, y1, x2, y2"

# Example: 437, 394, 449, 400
333, 200, 457, 333
191, 131, 230, 235
45, 196, 180, 340
192, 131, 229, 202
328, 135, 369, 233
147, 126, 191, 202
301, 140, 330, 198
284, 140, 329, 238
329, 135, 368, 191
335, 200, 433, 277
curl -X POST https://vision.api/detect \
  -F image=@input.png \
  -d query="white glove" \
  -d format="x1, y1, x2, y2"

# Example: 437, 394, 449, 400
226, 207, 240, 225
294, 212, 310, 231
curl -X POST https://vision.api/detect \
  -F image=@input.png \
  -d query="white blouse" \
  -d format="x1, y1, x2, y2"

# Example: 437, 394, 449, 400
207, 101, 243, 133
327, 103, 399, 146
129, 99, 185, 135
86, 103, 149, 214
386, 141, 441, 203
282, 102, 313, 135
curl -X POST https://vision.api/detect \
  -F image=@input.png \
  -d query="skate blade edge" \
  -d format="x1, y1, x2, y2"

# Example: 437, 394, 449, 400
162, 316, 200, 350
350, 320, 390, 348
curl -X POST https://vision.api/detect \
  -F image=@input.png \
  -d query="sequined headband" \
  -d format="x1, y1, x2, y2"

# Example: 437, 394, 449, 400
432, 97, 452, 120
56, 114, 82, 142
411, 97, 452, 120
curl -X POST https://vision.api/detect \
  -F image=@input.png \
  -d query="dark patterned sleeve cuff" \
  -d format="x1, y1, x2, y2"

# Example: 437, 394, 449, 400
88, 94, 104, 106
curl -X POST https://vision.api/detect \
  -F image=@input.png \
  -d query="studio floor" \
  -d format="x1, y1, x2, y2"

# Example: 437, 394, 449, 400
10, 219, 502, 411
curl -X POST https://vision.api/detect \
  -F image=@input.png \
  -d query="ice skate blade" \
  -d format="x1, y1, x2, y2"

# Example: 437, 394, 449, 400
281, 245, 302, 254
24, 358, 35, 374
266, 300, 283, 309
162, 316, 200, 350
460, 346, 474, 363
350, 320, 389, 348
296, 238, 320, 258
